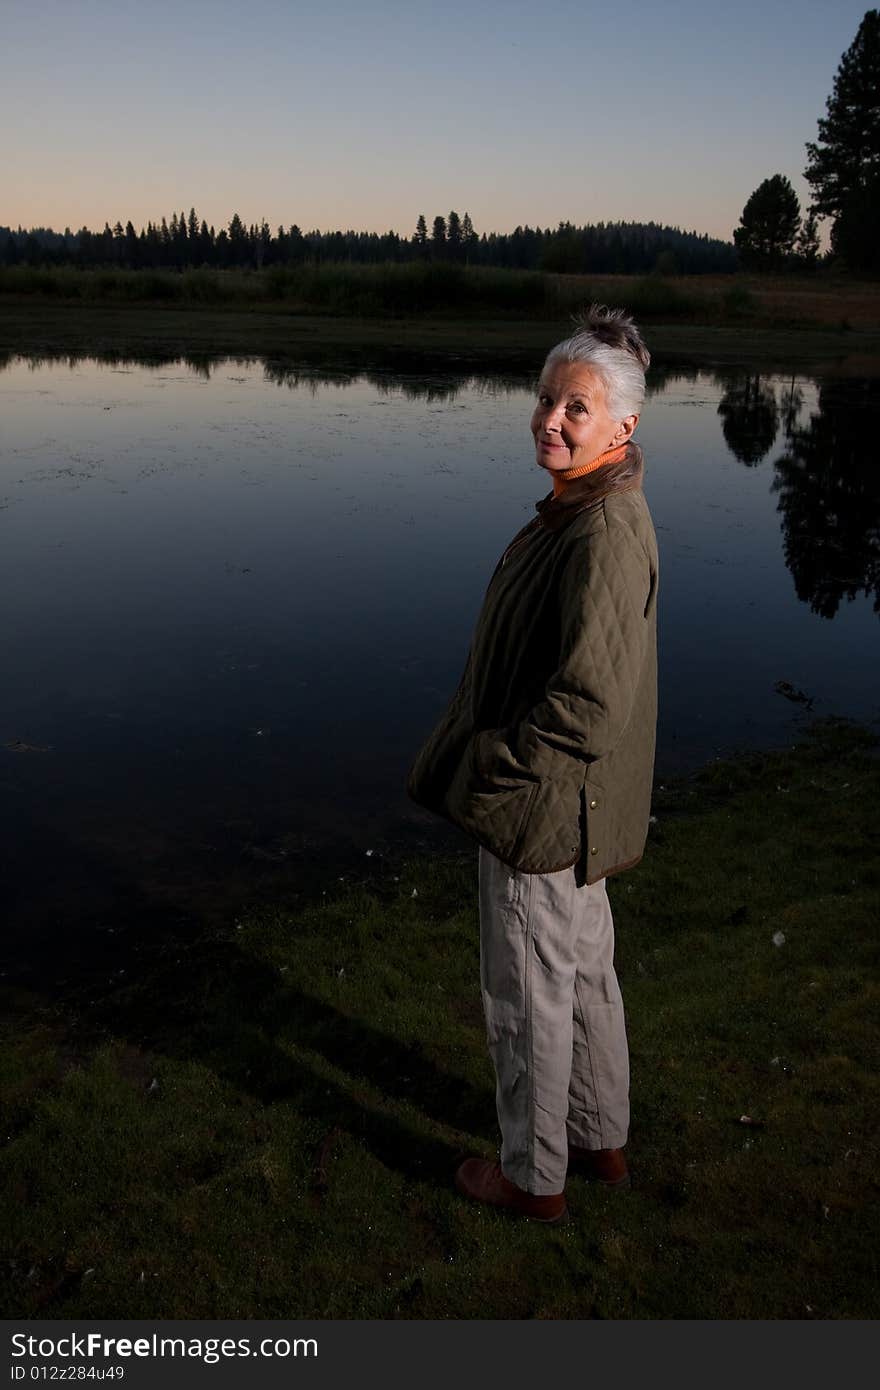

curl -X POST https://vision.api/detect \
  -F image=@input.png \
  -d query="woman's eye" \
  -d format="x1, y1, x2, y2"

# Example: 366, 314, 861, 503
538, 393, 551, 406
567, 403, 586, 416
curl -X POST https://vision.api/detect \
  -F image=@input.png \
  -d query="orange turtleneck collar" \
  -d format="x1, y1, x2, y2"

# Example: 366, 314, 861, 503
551, 443, 629, 497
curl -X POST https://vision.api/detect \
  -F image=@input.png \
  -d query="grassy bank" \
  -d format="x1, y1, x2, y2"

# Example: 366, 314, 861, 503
2, 718, 878, 1319
4, 267, 880, 375
5, 263, 721, 320
3, 263, 880, 332
3, 303, 880, 378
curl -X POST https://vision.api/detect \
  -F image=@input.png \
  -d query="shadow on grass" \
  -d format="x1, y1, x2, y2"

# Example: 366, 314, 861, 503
5, 718, 878, 1318
2, 816, 489, 1198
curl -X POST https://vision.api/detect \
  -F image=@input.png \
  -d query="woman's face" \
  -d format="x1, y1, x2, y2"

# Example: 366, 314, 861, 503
530, 361, 637, 473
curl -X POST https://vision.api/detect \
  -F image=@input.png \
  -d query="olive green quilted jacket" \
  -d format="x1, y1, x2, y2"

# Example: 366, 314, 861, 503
407, 444, 658, 883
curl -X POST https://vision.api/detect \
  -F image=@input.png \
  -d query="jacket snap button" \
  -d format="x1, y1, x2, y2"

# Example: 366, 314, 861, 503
589, 799, 599, 810
590, 846, 598, 856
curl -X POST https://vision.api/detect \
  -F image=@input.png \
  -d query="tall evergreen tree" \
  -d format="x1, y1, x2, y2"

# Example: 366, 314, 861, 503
228, 212, 246, 265
111, 221, 124, 266
833, 170, 880, 270
431, 214, 447, 256
805, 10, 880, 221
447, 209, 462, 258
124, 220, 139, 268
256, 219, 272, 268
144, 222, 160, 264
288, 224, 304, 262
174, 208, 189, 266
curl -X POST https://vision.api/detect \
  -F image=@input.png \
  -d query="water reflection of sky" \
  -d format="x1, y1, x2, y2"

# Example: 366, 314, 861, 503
1, 355, 878, 946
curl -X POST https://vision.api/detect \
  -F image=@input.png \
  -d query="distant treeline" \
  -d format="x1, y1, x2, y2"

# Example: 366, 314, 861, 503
0, 209, 738, 276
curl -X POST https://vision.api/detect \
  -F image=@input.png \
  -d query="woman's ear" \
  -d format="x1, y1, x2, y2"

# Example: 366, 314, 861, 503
613, 413, 639, 445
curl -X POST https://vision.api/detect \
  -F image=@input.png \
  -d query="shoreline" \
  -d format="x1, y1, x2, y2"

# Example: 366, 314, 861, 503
4, 302, 880, 376
2, 703, 872, 985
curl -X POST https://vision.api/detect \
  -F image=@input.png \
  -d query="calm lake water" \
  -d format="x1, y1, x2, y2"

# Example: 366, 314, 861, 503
1, 351, 877, 961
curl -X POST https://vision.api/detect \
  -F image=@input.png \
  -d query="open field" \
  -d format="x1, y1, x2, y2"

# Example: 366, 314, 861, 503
2, 719, 878, 1319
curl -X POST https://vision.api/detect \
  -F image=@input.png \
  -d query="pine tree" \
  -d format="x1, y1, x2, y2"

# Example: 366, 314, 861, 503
833, 169, 880, 269
256, 219, 271, 268
447, 209, 462, 258
124, 220, 139, 268
288, 224, 304, 262
733, 174, 801, 269
111, 220, 124, 267
228, 212, 246, 266
805, 10, 880, 220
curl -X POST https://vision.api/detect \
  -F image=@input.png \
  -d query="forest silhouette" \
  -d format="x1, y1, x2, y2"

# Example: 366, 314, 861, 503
0, 212, 737, 276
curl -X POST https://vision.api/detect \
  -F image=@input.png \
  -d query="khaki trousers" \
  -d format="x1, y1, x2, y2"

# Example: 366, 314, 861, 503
478, 848, 630, 1195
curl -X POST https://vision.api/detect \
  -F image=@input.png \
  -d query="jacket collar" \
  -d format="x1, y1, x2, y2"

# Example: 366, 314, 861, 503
535, 442, 645, 532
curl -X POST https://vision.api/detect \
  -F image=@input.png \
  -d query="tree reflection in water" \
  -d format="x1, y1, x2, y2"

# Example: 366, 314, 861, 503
4, 349, 878, 623
772, 379, 880, 619
717, 373, 780, 465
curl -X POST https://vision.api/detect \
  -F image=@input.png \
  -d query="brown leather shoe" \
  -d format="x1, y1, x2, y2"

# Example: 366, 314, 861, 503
567, 1145, 631, 1189
454, 1158, 568, 1224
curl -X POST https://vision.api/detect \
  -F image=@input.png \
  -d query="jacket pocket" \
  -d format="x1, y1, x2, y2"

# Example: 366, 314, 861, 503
509, 778, 542, 864
445, 739, 542, 865
512, 772, 582, 872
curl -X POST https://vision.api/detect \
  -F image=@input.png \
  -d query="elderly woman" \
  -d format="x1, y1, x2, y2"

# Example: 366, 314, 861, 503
407, 305, 658, 1224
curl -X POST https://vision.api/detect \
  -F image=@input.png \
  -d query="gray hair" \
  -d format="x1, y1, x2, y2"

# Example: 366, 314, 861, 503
544, 304, 650, 420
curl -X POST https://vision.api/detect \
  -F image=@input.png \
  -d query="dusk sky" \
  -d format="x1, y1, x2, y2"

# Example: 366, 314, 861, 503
3, 0, 869, 242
